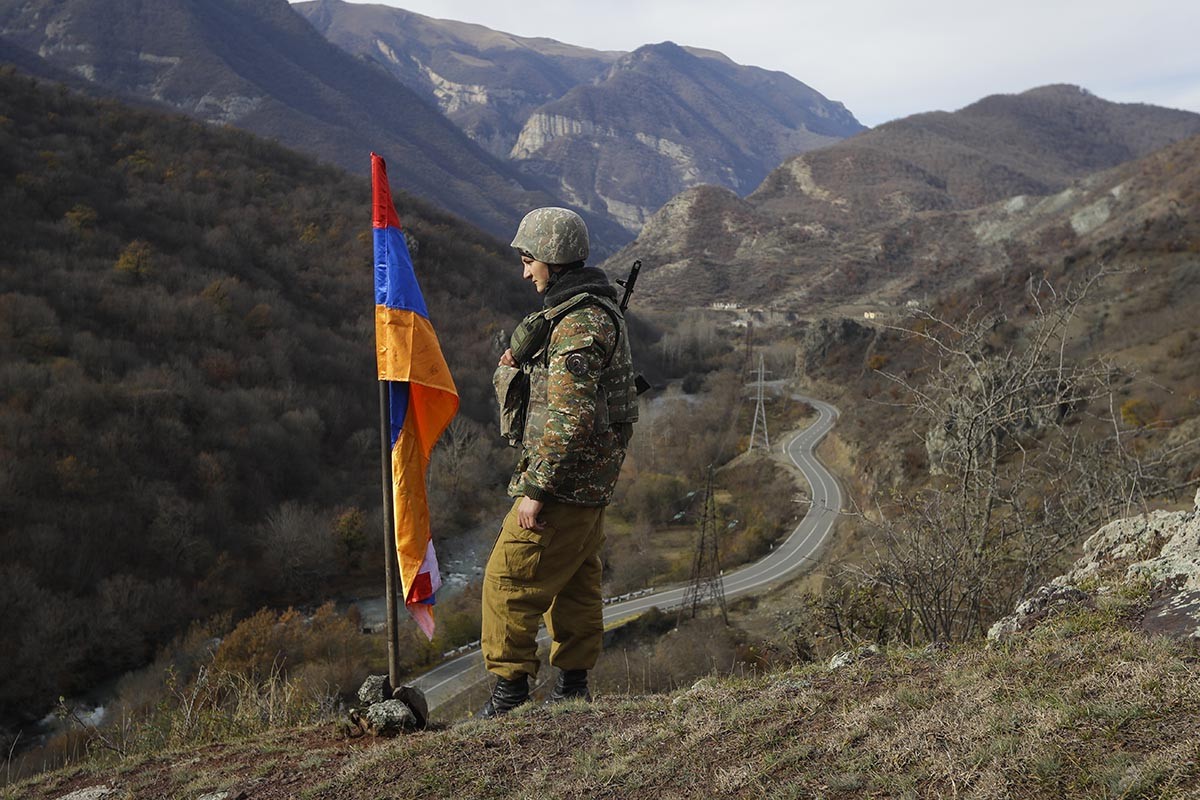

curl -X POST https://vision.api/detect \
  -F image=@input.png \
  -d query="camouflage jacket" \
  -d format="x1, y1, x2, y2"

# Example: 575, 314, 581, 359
508, 280, 634, 506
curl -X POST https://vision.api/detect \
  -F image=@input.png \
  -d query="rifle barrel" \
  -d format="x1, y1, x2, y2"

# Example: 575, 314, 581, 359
619, 260, 641, 312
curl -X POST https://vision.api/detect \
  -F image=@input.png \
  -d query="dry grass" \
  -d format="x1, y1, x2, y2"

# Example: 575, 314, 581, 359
10, 589, 1199, 800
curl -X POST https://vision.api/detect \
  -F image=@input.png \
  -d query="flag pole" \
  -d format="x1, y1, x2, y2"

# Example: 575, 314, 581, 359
378, 381, 402, 688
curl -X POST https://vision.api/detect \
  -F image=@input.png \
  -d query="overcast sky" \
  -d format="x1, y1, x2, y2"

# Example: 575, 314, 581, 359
315, 0, 1200, 126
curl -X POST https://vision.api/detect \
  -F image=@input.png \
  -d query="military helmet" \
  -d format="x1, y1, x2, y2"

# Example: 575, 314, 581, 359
510, 207, 589, 265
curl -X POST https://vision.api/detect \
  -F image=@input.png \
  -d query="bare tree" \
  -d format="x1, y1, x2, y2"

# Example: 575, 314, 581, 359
257, 502, 335, 598
437, 415, 481, 493
859, 273, 1186, 642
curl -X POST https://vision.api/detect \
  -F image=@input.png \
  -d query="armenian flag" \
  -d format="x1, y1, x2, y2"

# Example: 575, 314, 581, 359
372, 152, 458, 640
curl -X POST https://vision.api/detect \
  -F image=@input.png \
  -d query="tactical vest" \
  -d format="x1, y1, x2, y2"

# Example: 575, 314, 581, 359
544, 293, 639, 441
495, 292, 638, 446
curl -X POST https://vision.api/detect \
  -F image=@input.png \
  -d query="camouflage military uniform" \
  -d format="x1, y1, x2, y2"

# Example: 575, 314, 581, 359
507, 303, 629, 505
482, 266, 636, 683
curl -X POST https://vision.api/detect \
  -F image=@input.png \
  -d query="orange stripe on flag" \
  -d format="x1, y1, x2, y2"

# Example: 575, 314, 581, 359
377, 306, 457, 640
392, 424, 429, 574
376, 306, 456, 387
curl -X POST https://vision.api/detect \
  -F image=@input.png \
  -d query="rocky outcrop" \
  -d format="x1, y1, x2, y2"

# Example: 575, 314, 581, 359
1055, 493, 1200, 591
828, 643, 879, 669
985, 585, 1093, 642
510, 42, 860, 234
924, 358, 1071, 477
989, 490, 1200, 643
510, 114, 616, 159
797, 318, 877, 379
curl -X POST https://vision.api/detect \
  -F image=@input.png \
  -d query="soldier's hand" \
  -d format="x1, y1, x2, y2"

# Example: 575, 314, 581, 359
499, 348, 517, 368
517, 497, 545, 530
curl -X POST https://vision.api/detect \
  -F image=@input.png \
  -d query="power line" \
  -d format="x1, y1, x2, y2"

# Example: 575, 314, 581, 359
748, 353, 770, 454
679, 466, 728, 625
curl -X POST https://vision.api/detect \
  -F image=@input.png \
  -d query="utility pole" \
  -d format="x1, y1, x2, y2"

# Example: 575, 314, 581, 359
748, 353, 770, 454
743, 320, 754, 375
679, 467, 728, 625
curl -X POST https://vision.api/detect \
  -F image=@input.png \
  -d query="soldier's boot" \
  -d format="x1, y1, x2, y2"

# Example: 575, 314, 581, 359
548, 669, 591, 703
477, 675, 530, 719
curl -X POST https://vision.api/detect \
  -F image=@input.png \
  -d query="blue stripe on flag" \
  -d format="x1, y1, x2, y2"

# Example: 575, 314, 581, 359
388, 381, 410, 448
374, 227, 430, 318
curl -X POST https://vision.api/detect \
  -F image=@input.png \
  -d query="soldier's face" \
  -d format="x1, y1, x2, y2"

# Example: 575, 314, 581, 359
521, 255, 553, 293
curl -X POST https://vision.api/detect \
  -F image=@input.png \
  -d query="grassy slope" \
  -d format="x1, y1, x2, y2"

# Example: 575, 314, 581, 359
12, 586, 1199, 799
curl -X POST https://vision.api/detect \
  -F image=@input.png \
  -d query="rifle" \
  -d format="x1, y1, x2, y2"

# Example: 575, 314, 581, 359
617, 259, 641, 313
616, 260, 652, 395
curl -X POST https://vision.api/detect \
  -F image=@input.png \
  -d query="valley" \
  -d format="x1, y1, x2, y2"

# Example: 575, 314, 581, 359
1, 3, 1198, 793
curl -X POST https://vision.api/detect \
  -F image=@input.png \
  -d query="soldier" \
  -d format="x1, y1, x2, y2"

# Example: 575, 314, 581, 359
479, 207, 638, 717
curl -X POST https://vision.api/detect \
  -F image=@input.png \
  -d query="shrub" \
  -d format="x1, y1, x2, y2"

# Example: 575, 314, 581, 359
113, 239, 155, 277
1120, 398, 1158, 429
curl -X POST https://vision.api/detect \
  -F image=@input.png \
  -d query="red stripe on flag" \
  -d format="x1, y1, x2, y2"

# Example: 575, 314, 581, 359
371, 152, 403, 231
410, 571, 433, 605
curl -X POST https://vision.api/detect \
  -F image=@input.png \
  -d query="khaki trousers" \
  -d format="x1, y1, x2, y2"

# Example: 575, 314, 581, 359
481, 497, 606, 681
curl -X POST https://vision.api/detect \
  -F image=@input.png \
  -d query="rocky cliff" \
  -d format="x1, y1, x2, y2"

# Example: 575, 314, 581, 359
510, 42, 863, 232
0, 0, 625, 246
295, 0, 619, 159
295, 2, 866, 235
991, 490, 1200, 644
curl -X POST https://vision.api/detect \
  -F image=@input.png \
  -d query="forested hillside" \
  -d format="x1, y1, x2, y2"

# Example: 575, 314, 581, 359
0, 67, 529, 730
0, 0, 632, 249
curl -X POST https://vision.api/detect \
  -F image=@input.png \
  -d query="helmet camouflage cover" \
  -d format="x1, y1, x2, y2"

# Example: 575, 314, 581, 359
510, 207, 589, 265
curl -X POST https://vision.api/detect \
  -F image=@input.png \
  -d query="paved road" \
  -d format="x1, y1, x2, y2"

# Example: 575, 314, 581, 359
411, 395, 843, 712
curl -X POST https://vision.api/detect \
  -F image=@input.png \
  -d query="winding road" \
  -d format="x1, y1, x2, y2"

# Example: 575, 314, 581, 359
411, 395, 843, 713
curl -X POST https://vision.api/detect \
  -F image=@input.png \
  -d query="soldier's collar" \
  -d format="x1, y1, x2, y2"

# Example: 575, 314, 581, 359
543, 266, 617, 308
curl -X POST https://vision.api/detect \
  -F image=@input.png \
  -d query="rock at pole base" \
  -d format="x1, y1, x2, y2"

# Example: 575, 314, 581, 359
393, 684, 429, 729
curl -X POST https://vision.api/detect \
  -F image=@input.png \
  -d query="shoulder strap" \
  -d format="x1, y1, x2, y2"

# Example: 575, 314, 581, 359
544, 292, 597, 321
542, 293, 624, 367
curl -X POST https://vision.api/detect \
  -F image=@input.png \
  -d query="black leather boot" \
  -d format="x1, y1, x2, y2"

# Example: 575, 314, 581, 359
477, 675, 530, 719
548, 669, 591, 703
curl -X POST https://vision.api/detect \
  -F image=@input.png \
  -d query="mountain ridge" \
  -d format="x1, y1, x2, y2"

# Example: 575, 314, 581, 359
608, 84, 1200, 307
293, 0, 865, 233
0, 0, 628, 248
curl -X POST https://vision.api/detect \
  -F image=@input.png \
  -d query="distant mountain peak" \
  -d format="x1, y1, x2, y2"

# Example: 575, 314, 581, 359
0, 0, 634, 247
609, 85, 1200, 308
1021, 83, 1094, 98
630, 40, 688, 57
293, 1, 865, 236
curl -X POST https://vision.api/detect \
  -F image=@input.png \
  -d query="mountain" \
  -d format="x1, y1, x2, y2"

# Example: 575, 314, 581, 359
0, 0, 627, 248
608, 86, 1200, 307
294, 1, 866, 233
295, 0, 620, 158
511, 42, 864, 231
0, 35, 96, 89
